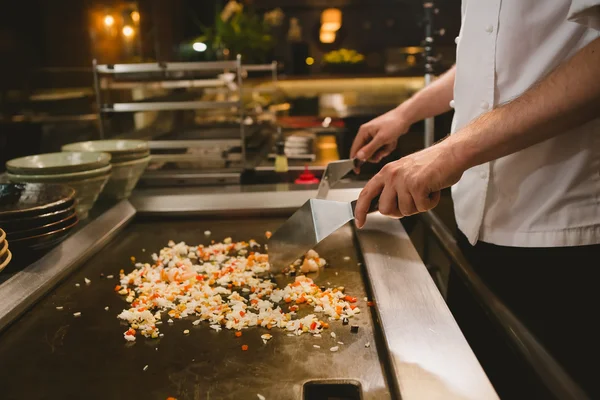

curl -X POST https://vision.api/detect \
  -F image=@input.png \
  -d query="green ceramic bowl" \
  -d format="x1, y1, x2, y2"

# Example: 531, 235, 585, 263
6, 164, 112, 183
7, 152, 111, 175
102, 156, 150, 200
110, 150, 151, 163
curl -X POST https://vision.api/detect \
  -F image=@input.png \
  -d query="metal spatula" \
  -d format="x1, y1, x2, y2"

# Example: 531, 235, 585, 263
268, 196, 379, 272
316, 158, 364, 199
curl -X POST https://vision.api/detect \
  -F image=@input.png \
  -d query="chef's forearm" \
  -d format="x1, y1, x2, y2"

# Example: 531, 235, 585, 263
449, 37, 600, 171
398, 65, 456, 126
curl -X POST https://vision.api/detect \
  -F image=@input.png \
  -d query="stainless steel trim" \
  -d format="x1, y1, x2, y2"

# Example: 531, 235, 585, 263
357, 214, 499, 400
92, 59, 105, 139
148, 140, 240, 149
130, 188, 360, 216
237, 55, 246, 167
102, 101, 239, 112
102, 79, 226, 90
243, 63, 277, 72
95, 61, 238, 74
149, 155, 228, 163
424, 74, 435, 148
0, 201, 136, 332
137, 171, 241, 186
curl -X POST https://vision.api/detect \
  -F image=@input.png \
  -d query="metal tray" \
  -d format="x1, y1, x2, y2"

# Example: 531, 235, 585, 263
0, 216, 391, 400
0, 188, 498, 400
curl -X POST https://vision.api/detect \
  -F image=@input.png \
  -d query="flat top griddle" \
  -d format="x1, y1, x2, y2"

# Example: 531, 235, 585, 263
0, 216, 391, 400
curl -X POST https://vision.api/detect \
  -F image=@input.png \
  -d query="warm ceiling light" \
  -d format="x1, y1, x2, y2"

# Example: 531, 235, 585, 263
305, 57, 315, 66
131, 11, 140, 23
321, 8, 342, 32
122, 25, 134, 37
320, 29, 336, 44
104, 15, 115, 27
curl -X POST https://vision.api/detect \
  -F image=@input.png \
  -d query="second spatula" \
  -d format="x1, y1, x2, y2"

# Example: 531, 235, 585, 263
267, 196, 379, 273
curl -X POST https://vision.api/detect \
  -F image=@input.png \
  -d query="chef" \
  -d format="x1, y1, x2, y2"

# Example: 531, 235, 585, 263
351, 1, 600, 398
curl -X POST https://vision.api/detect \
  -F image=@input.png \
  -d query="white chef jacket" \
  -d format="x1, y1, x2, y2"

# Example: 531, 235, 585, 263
451, 0, 600, 247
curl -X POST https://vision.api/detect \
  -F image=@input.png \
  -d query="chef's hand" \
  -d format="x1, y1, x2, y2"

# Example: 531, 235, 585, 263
350, 108, 412, 172
354, 141, 464, 228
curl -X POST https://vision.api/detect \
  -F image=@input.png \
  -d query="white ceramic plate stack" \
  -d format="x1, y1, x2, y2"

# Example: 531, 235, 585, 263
62, 140, 150, 200
5, 152, 112, 220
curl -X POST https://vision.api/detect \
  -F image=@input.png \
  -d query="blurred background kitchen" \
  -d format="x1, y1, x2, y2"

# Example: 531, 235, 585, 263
0, 0, 459, 186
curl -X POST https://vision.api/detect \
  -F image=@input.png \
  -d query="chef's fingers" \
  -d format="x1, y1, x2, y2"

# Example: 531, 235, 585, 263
415, 190, 441, 213
355, 178, 384, 229
370, 142, 396, 163
351, 124, 374, 160
378, 184, 402, 218
351, 129, 371, 173
397, 188, 418, 217
356, 134, 386, 165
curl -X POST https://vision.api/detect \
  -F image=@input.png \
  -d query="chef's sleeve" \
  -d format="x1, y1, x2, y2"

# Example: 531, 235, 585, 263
568, 1, 600, 30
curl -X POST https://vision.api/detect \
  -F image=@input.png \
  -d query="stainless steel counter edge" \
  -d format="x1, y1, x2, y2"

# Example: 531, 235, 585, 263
0, 200, 136, 332
357, 214, 499, 400
130, 187, 364, 215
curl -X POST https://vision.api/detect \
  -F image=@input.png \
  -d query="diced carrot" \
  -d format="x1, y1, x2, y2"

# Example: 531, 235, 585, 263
266, 324, 272, 330
114, 285, 121, 292
265, 231, 272, 239
367, 301, 374, 307
284, 297, 292, 303
227, 284, 233, 289
239, 311, 246, 317
235, 331, 242, 337
310, 322, 317, 330
350, 305, 357, 310
321, 322, 329, 329
344, 295, 357, 303
241, 344, 249, 351
296, 297, 306, 304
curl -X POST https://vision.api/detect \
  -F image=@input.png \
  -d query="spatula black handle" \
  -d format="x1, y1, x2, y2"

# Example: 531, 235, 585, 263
353, 158, 365, 169
351, 194, 380, 215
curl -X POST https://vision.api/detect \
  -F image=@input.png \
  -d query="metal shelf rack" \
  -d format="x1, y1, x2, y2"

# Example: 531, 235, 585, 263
93, 57, 279, 185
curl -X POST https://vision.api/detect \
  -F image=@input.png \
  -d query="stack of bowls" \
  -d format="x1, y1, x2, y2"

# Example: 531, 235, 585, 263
6, 152, 111, 220
0, 228, 11, 272
0, 183, 77, 256
62, 140, 150, 200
